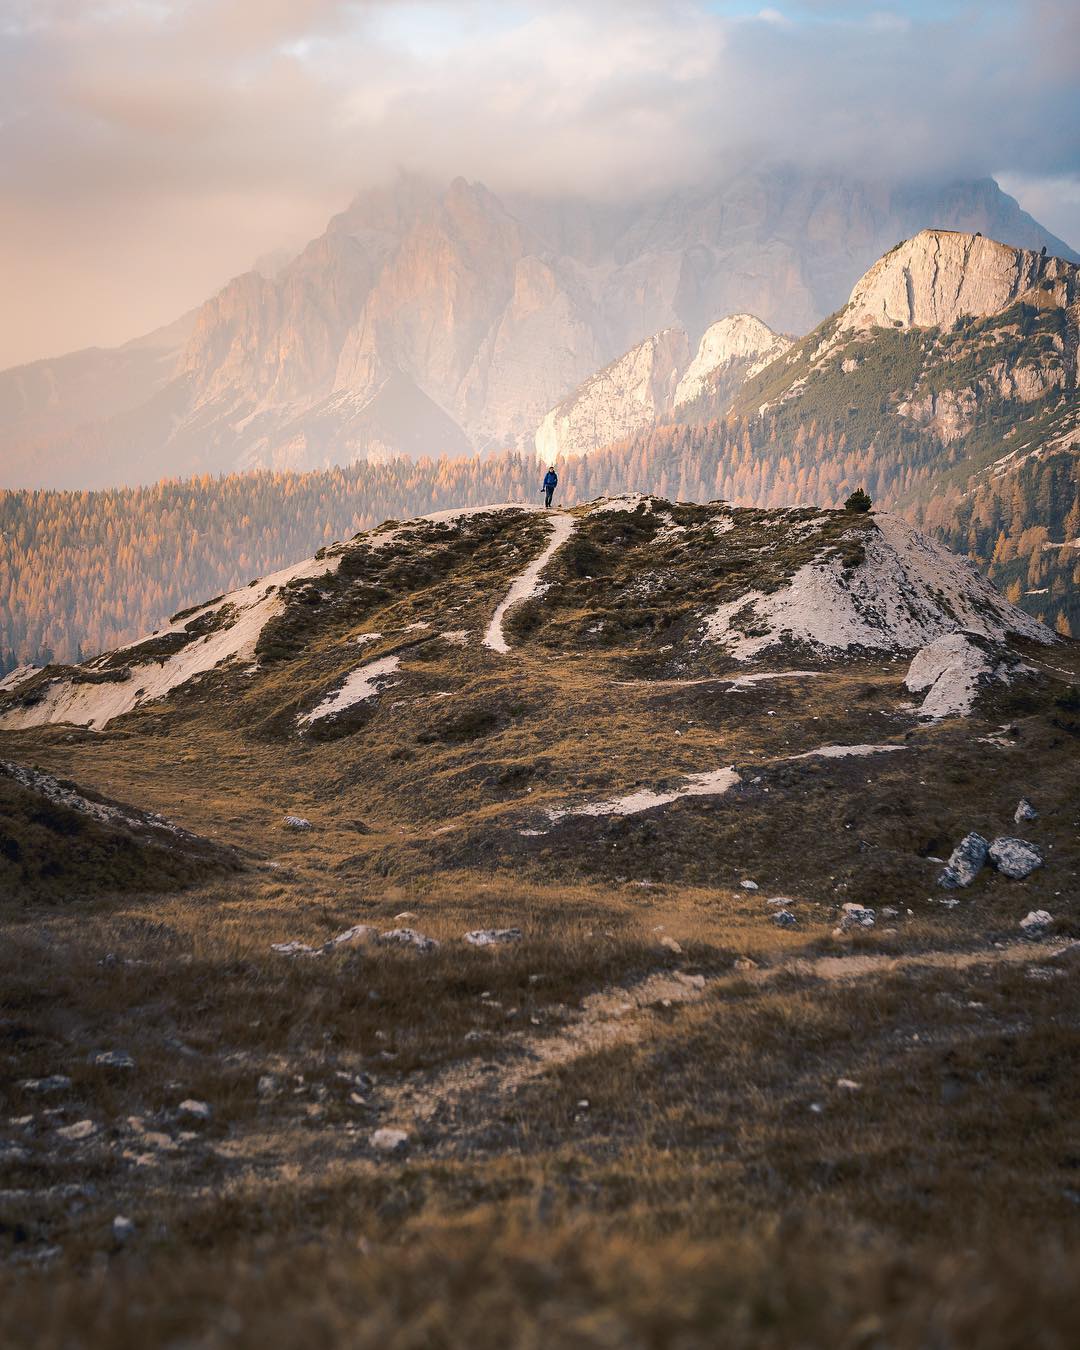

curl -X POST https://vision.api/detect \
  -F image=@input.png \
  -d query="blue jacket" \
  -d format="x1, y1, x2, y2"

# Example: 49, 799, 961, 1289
543, 470, 558, 489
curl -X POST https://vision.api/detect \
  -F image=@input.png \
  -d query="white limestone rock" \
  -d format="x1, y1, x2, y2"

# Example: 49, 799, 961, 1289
704, 514, 1052, 662
988, 837, 1044, 880
673, 315, 791, 408
938, 833, 989, 889
534, 328, 690, 463
904, 631, 1022, 719
377, 928, 439, 953
370, 1128, 410, 1155
839, 230, 1078, 336
464, 928, 523, 947
1019, 910, 1052, 939
836, 903, 876, 933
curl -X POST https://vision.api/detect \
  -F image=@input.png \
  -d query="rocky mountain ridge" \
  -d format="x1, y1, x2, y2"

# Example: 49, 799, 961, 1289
0, 497, 1054, 738
534, 316, 791, 463
2, 172, 1075, 488
729, 228, 1079, 463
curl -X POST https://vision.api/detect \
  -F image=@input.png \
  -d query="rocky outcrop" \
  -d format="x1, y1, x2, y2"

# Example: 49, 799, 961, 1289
535, 314, 790, 461
840, 229, 1079, 335
534, 329, 690, 464
938, 832, 990, 889
703, 513, 1053, 662
904, 631, 1028, 719
674, 315, 792, 408
6, 173, 1076, 488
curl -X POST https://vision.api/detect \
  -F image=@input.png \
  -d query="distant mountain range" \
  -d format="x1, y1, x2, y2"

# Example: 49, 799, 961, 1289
1, 170, 1075, 489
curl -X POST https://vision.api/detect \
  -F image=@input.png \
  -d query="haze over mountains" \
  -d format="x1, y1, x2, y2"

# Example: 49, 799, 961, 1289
2, 169, 1075, 490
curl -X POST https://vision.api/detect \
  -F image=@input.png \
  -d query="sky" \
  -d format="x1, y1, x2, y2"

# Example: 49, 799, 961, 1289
1, 0, 1078, 368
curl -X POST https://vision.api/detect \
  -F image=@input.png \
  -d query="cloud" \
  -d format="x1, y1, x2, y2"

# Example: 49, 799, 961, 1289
1, 0, 1078, 365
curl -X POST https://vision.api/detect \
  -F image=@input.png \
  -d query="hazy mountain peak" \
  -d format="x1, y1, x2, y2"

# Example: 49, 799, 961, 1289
3, 172, 1076, 489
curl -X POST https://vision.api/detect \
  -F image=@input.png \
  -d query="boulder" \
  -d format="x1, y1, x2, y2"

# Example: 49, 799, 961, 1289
465, 928, 524, 947
56, 1120, 98, 1142
772, 910, 797, 928
938, 832, 989, 889
836, 903, 876, 933
92, 1050, 134, 1070
904, 632, 1016, 719
326, 924, 379, 950
1019, 910, 1053, 939
370, 1127, 410, 1155
270, 940, 320, 957
989, 837, 1044, 880
377, 928, 439, 953
21, 1075, 71, 1094
1014, 798, 1038, 823
282, 815, 312, 831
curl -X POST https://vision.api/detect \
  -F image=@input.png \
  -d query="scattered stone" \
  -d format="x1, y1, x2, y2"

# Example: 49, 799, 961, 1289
988, 837, 1044, 880
675, 972, 706, 990
270, 940, 320, 957
938, 832, 989, 889
733, 957, 758, 972
370, 1127, 409, 1155
112, 1215, 135, 1244
1020, 910, 1053, 940
177, 1099, 212, 1122
657, 935, 683, 954
740, 879, 759, 891
282, 815, 312, 831
1014, 798, 1038, 824
256, 1074, 280, 1099
20, 1075, 71, 1094
464, 928, 524, 947
377, 928, 439, 953
56, 1120, 98, 1142
0, 1141, 30, 1164
327, 924, 379, 950
772, 910, 798, 928
836, 903, 876, 933
393, 911, 418, 921
92, 1050, 134, 1070
881, 906, 899, 918
836, 1078, 861, 1091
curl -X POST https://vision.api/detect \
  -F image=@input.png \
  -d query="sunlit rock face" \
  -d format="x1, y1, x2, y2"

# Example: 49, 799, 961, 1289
839, 229, 1079, 335
3, 171, 1075, 488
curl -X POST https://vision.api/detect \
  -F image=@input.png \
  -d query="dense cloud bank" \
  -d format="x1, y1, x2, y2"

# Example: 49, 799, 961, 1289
2, 0, 1078, 365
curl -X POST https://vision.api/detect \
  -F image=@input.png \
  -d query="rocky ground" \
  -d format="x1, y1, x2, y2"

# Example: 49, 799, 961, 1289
1, 498, 1078, 1347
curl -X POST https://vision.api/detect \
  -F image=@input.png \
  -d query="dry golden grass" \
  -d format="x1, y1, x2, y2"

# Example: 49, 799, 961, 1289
1, 504, 1078, 1345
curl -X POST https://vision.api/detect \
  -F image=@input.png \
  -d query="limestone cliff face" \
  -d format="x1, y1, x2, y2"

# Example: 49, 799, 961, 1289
5, 173, 1078, 488
674, 315, 792, 408
534, 314, 792, 461
840, 229, 1079, 335
731, 229, 1080, 470
535, 329, 690, 465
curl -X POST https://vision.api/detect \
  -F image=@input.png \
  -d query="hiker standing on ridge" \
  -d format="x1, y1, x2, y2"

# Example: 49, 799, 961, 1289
542, 465, 558, 509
